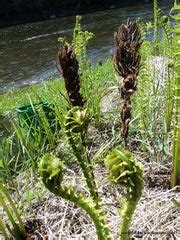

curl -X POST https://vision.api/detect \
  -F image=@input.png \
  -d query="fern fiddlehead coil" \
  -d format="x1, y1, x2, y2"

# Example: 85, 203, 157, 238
39, 153, 110, 240
104, 147, 143, 240
64, 107, 99, 201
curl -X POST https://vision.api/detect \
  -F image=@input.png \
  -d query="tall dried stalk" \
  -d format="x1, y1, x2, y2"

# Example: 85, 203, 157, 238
58, 43, 84, 107
113, 19, 142, 146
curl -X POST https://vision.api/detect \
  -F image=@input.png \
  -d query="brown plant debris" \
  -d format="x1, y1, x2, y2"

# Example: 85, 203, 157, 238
58, 43, 84, 107
114, 19, 142, 145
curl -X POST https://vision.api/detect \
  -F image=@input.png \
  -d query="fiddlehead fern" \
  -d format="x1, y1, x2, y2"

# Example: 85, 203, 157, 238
104, 147, 143, 240
39, 153, 110, 240
64, 107, 110, 238
65, 107, 99, 203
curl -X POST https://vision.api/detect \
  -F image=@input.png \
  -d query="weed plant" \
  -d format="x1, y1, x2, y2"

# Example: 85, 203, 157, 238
131, 5, 175, 162
0, 182, 26, 239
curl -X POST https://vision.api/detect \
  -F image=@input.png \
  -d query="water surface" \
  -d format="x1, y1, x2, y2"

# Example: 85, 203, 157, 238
0, 3, 171, 93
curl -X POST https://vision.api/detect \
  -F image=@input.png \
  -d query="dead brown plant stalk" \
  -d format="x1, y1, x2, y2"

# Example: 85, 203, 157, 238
113, 19, 142, 146
58, 43, 84, 107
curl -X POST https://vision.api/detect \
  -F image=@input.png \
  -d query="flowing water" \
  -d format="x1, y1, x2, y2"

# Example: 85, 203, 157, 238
0, 3, 172, 93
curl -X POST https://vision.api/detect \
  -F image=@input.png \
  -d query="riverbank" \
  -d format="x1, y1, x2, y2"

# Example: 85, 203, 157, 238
0, 1, 174, 94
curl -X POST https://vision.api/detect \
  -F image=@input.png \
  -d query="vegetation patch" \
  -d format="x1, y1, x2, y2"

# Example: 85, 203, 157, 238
0, 1, 179, 240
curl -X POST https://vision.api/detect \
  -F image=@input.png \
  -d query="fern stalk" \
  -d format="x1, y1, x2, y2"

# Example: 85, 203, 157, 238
104, 147, 143, 240
171, 3, 180, 187
39, 153, 110, 240
65, 107, 100, 203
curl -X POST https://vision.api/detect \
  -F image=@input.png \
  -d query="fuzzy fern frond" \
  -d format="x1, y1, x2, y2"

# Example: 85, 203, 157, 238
64, 107, 99, 203
38, 153, 64, 195
39, 153, 110, 240
65, 106, 88, 134
104, 147, 143, 240
105, 147, 143, 198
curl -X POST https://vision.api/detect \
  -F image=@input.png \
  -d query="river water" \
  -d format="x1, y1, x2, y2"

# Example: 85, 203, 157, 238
0, 3, 172, 93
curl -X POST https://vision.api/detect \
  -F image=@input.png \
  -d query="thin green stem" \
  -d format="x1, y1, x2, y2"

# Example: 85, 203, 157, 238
55, 186, 110, 240
66, 131, 99, 204
0, 217, 9, 240
172, 8, 180, 187
153, 0, 158, 41
119, 199, 138, 240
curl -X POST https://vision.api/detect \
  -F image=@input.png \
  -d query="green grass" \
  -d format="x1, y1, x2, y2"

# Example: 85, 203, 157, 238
0, 59, 115, 182
0, 77, 65, 115
0, 59, 114, 115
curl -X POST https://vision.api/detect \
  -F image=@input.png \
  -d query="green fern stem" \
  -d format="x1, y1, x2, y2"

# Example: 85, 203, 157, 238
165, 63, 174, 133
120, 199, 137, 240
53, 186, 109, 240
39, 153, 110, 240
119, 179, 143, 240
65, 129, 99, 202
171, 3, 180, 187
104, 147, 143, 240
65, 107, 99, 204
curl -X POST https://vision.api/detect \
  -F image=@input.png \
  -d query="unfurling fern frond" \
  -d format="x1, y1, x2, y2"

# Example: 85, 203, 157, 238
39, 153, 110, 240
104, 147, 143, 240
65, 106, 88, 134
64, 107, 99, 202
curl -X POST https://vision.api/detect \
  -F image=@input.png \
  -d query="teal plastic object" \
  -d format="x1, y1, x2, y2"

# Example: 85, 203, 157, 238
16, 101, 60, 139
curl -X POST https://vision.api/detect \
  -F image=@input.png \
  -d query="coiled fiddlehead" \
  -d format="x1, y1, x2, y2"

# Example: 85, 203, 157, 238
64, 107, 110, 238
65, 107, 99, 202
39, 153, 110, 240
104, 147, 143, 240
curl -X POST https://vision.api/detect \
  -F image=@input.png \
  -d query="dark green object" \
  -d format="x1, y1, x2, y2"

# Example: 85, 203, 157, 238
16, 101, 60, 138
